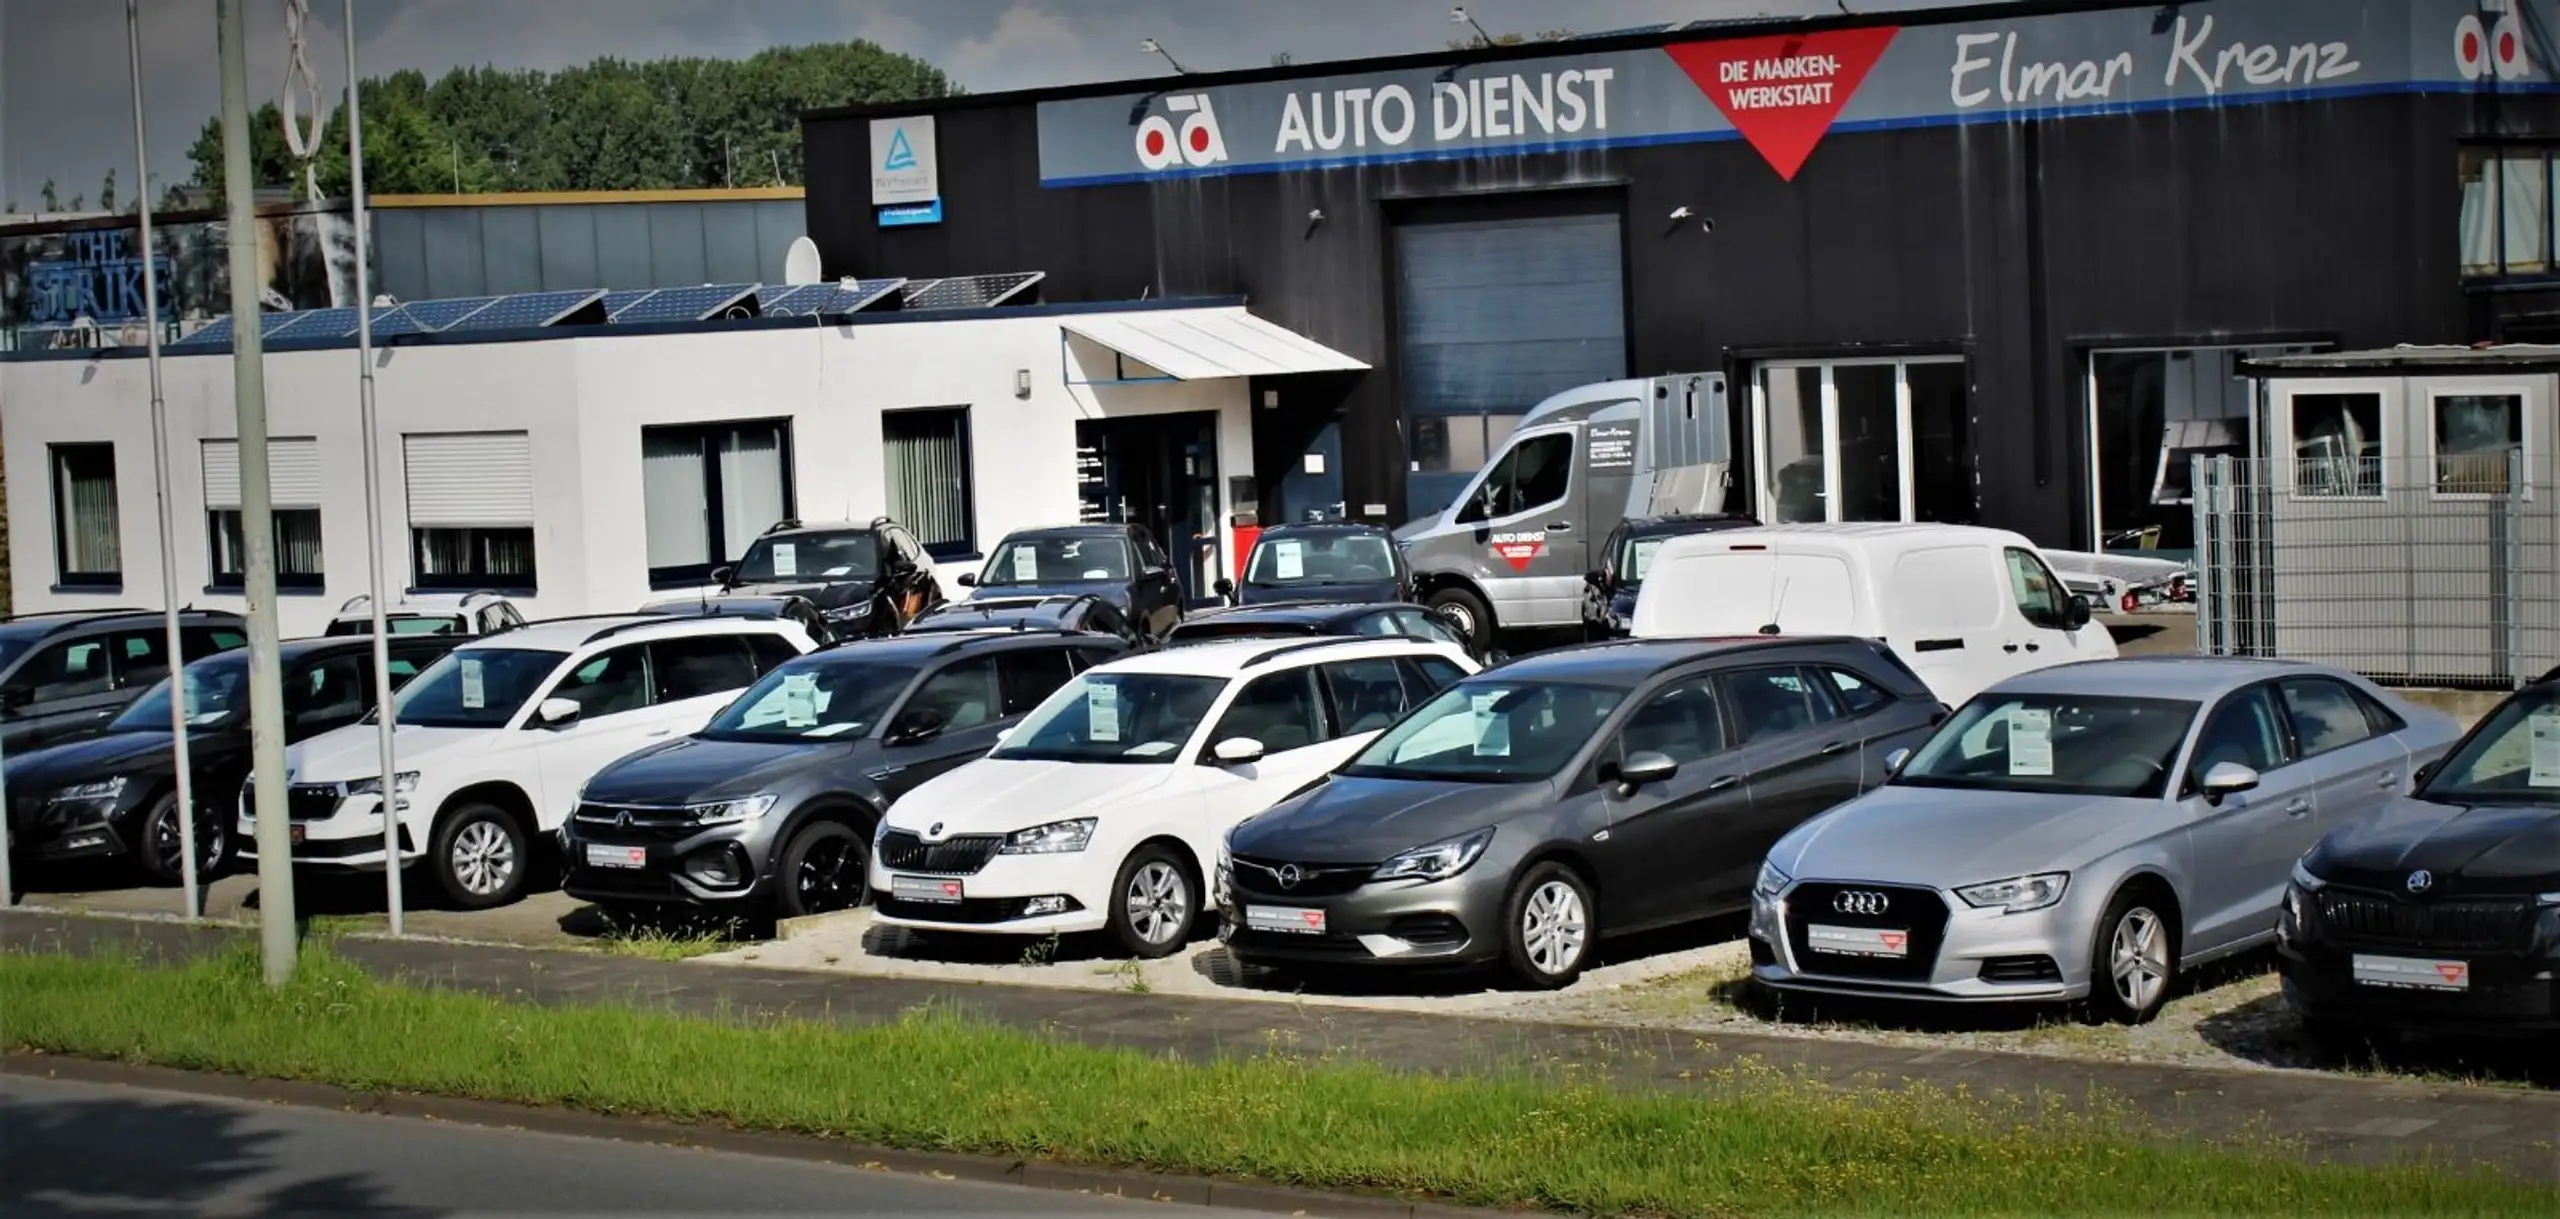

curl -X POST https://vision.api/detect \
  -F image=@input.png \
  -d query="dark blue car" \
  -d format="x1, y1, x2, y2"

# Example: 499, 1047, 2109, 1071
1214, 522, 1411, 608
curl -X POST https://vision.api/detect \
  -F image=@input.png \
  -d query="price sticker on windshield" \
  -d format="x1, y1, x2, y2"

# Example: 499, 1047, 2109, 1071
1012, 546, 1040, 582
2529, 708, 2560, 787
780, 672, 820, 728
460, 658, 487, 710
2007, 707, 2054, 777
1272, 541, 1304, 581
770, 542, 798, 578
1088, 682, 1122, 743
1471, 691, 1511, 757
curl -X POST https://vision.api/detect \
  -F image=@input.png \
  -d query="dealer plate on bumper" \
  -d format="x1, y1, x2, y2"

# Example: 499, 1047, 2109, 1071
1245, 905, 1326, 935
1807, 924, 1910, 958
584, 844, 646, 870
2353, 954, 2470, 992
892, 875, 965, 904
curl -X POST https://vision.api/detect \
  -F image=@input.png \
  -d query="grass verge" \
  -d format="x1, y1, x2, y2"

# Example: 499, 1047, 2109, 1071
0, 945, 2547, 1218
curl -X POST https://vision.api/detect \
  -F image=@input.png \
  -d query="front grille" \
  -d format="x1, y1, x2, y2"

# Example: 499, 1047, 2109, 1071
1224, 926, 1372, 957
1229, 855, 1374, 899
1783, 882, 1952, 982
1979, 955, 2064, 984
2315, 889, 2536, 952
876, 830, 1003, 876
564, 865, 684, 901
573, 803, 706, 842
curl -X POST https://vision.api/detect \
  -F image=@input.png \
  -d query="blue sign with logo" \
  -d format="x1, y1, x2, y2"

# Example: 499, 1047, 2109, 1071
877, 200, 944, 228
870, 116, 942, 227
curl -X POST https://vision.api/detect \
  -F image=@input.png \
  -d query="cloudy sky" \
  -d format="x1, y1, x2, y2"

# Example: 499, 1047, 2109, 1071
1, 0, 1988, 208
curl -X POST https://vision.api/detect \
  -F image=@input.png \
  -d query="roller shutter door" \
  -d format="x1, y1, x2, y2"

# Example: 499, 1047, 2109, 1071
404, 432, 534, 527
201, 438, 322, 508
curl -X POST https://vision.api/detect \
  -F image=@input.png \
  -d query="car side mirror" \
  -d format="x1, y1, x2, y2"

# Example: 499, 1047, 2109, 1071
1615, 749, 1678, 794
0, 686, 30, 713
2061, 598, 2092, 631
2410, 760, 2437, 789
535, 697, 582, 730
1885, 747, 1912, 775
994, 727, 1014, 745
2200, 761, 2260, 803
1483, 648, 1512, 667
889, 706, 948, 746
1584, 569, 1605, 588
956, 572, 978, 588
1213, 577, 1236, 599
1212, 736, 1266, 767
710, 566, 735, 588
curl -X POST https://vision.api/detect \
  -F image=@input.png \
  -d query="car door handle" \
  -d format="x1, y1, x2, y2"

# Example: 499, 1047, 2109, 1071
2283, 798, 2311, 817
1546, 522, 1574, 533
644, 728, 673, 738
2023, 642, 2040, 653
1819, 741, 1851, 756
2003, 643, 2021, 653
2376, 771, 2397, 789
1706, 774, 1741, 792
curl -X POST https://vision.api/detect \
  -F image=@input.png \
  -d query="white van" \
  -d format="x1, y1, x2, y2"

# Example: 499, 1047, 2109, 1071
1629, 524, 2117, 706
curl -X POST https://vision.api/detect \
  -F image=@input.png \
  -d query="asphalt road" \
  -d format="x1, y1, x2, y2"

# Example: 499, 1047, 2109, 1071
0, 1074, 1241, 1218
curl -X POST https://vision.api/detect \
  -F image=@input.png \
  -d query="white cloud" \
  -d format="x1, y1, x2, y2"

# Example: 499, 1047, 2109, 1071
943, 2, 1127, 93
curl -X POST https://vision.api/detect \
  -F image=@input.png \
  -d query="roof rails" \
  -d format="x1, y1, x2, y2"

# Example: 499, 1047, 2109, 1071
584, 612, 778, 645
929, 628, 1083, 655
1242, 636, 1405, 669
2, 606, 151, 623
761, 518, 803, 536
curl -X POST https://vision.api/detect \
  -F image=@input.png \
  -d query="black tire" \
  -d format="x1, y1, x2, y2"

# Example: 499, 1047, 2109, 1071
429, 802, 532, 910
774, 821, 867, 919
1107, 843, 1197, 959
1424, 585, 1497, 655
2082, 886, 2180, 1024
135, 790, 230, 885
1501, 861, 1595, 990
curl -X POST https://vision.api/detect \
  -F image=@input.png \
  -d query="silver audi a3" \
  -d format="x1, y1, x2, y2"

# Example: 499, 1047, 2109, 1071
1750, 657, 2460, 1022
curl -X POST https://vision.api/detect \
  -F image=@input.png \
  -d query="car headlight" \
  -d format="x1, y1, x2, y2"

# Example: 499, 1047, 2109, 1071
48, 777, 128, 803
344, 772, 420, 797
1000, 817, 1096, 855
2290, 858, 2325, 893
692, 793, 778, 826
823, 602, 875, 621
1754, 859, 1791, 900
1372, 827, 1494, 883
1955, 872, 2069, 914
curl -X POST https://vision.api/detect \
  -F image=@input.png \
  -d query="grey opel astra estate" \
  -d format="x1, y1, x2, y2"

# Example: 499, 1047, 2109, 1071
1219, 636, 1944, 988
1751, 657, 2460, 1023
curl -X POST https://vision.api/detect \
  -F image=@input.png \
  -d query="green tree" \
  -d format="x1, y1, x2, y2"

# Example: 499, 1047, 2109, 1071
184, 101, 298, 204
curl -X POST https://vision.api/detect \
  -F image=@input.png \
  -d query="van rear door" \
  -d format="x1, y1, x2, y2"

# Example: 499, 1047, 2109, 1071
1630, 546, 1857, 638
1879, 542, 2010, 705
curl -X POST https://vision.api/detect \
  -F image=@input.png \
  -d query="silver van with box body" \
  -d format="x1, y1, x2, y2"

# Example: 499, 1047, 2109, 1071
1395, 373, 1731, 649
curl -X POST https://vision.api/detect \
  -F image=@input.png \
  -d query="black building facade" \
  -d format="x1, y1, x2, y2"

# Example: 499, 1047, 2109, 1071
806, 0, 2560, 551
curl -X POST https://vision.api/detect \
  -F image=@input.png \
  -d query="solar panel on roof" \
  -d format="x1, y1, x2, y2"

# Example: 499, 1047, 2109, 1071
903, 272, 1044, 312
166, 311, 299, 349
398, 295, 503, 331
609, 283, 758, 324
443, 289, 607, 331
601, 289, 656, 320
754, 284, 834, 316
267, 306, 360, 341
830, 278, 906, 312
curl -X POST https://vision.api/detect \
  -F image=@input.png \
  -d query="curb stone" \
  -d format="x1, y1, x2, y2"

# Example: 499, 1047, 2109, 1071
0, 1052, 1510, 1218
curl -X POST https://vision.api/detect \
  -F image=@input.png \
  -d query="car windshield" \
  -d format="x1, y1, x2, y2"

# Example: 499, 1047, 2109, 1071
2418, 688, 2560, 804
112, 653, 253, 732
1895, 693, 2198, 798
992, 672, 1224, 764
1247, 534, 1395, 586
735, 530, 876, 584
702, 659, 919, 742
390, 648, 568, 729
981, 536, 1130, 586
1342, 680, 1626, 783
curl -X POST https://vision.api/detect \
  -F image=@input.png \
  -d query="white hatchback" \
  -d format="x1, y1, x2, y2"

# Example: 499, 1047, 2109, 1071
243, 615, 813, 909
869, 636, 1478, 956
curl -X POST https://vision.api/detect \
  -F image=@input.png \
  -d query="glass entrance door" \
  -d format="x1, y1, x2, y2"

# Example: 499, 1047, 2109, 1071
1752, 358, 1968, 525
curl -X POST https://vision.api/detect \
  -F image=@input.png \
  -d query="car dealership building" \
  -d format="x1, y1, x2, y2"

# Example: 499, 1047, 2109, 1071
804, 0, 2560, 551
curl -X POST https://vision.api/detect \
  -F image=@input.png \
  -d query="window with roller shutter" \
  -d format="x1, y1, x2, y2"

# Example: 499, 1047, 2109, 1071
202, 438, 324, 589
404, 432, 537, 590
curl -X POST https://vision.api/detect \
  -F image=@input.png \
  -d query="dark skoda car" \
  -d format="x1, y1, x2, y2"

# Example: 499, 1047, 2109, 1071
5, 636, 450, 882
1582, 514, 1760, 639
1167, 601, 1486, 663
1218, 637, 1941, 988
1215, 522, 1411, 607
2280, 676, 2560, 1038
561, 630, 1129, 918
707, 517, 946, 638
959, 525, 1186, 639
0, 608, 248, 753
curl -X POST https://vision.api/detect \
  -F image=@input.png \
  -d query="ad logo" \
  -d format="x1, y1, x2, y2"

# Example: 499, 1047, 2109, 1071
1666, 26, 1899, 181
2456, 10, 2533, 81
1135, 94, 1230, 171
1490, 531, 1547, 572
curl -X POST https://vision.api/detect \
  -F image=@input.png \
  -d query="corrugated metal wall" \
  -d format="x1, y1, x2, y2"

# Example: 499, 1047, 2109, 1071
371, 199, 807, 302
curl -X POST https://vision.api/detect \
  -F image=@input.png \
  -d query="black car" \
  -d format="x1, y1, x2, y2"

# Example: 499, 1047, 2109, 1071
959, 524, 1185, 639
561, 629, 1131, 919
1214, 522, 1411, 607
903, 594, 1146, 646
0, 608, 249, 754
708, 517, 946, 638
1218, 637, 1941, 988
4, 635, 452, 882
1582, 513, 1760, 639
2280, 678, 2560, 1039
1168, 601, 1493, 664
641, 593, 838, 648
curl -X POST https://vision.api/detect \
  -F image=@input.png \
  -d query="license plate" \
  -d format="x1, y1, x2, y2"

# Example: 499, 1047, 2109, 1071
1807, 924, 1910, 958
2352, 954, 2470, 992
584, 843, 646, 870
1245, 905, 1327, 935
892, 875, 965, 904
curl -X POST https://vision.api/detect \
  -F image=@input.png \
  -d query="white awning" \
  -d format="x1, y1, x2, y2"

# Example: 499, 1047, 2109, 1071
1060, 309, 1369, 381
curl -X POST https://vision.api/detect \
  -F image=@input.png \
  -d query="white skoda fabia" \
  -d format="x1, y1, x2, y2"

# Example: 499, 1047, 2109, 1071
868, 636, 1477, 956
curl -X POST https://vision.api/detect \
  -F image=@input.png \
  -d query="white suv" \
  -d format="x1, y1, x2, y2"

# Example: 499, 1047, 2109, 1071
244, 615, 814, 908
869, 636, 1477, 957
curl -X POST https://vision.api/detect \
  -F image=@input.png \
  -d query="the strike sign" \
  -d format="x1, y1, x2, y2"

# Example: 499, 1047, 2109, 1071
1667, 27, 1898, 181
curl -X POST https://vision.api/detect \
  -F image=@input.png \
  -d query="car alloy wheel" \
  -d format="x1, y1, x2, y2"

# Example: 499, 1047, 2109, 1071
451, 820, 517, 897
1520, 879, 1587, 977
794, 836, 861, 914
1126, 860, 1190, 947
141, 795, 226, 883
2108, 906, 2170, 1013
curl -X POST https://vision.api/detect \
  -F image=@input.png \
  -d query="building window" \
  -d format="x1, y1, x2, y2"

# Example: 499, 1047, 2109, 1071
642, 420, 793, 586
2460, 145, 2558, 279
2287, 393, 2384, 499
1752, 358, 1972, 527
405, 432, 536, 591
209, 510, 325, 589
882, 407, 975, 559
202, 438, 323, 590
51, 443, 121, 587
2433, 392, 2525, 496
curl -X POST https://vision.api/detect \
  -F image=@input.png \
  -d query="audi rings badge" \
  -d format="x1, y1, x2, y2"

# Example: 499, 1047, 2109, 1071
1832, 890, 1890, 917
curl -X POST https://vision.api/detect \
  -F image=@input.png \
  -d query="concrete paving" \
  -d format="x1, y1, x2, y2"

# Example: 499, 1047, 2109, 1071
7, 909, 2555, 1185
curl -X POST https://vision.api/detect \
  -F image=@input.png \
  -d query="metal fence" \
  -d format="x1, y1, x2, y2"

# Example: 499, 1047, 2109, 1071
2192, 452, 2550, 688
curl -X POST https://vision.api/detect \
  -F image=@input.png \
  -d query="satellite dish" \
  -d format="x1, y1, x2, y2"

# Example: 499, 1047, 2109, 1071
782, 237, 823, 286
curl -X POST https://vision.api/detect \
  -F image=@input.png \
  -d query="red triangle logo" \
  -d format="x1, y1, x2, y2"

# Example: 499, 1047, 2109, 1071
2435, 963, 2467, 984
1665, 27, 1900, 181
1878, 932, 1907, 951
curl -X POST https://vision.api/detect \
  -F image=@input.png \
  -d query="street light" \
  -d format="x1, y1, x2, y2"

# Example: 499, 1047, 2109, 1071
1139, 37, 1190, 74
1451, 6, 1496, 47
